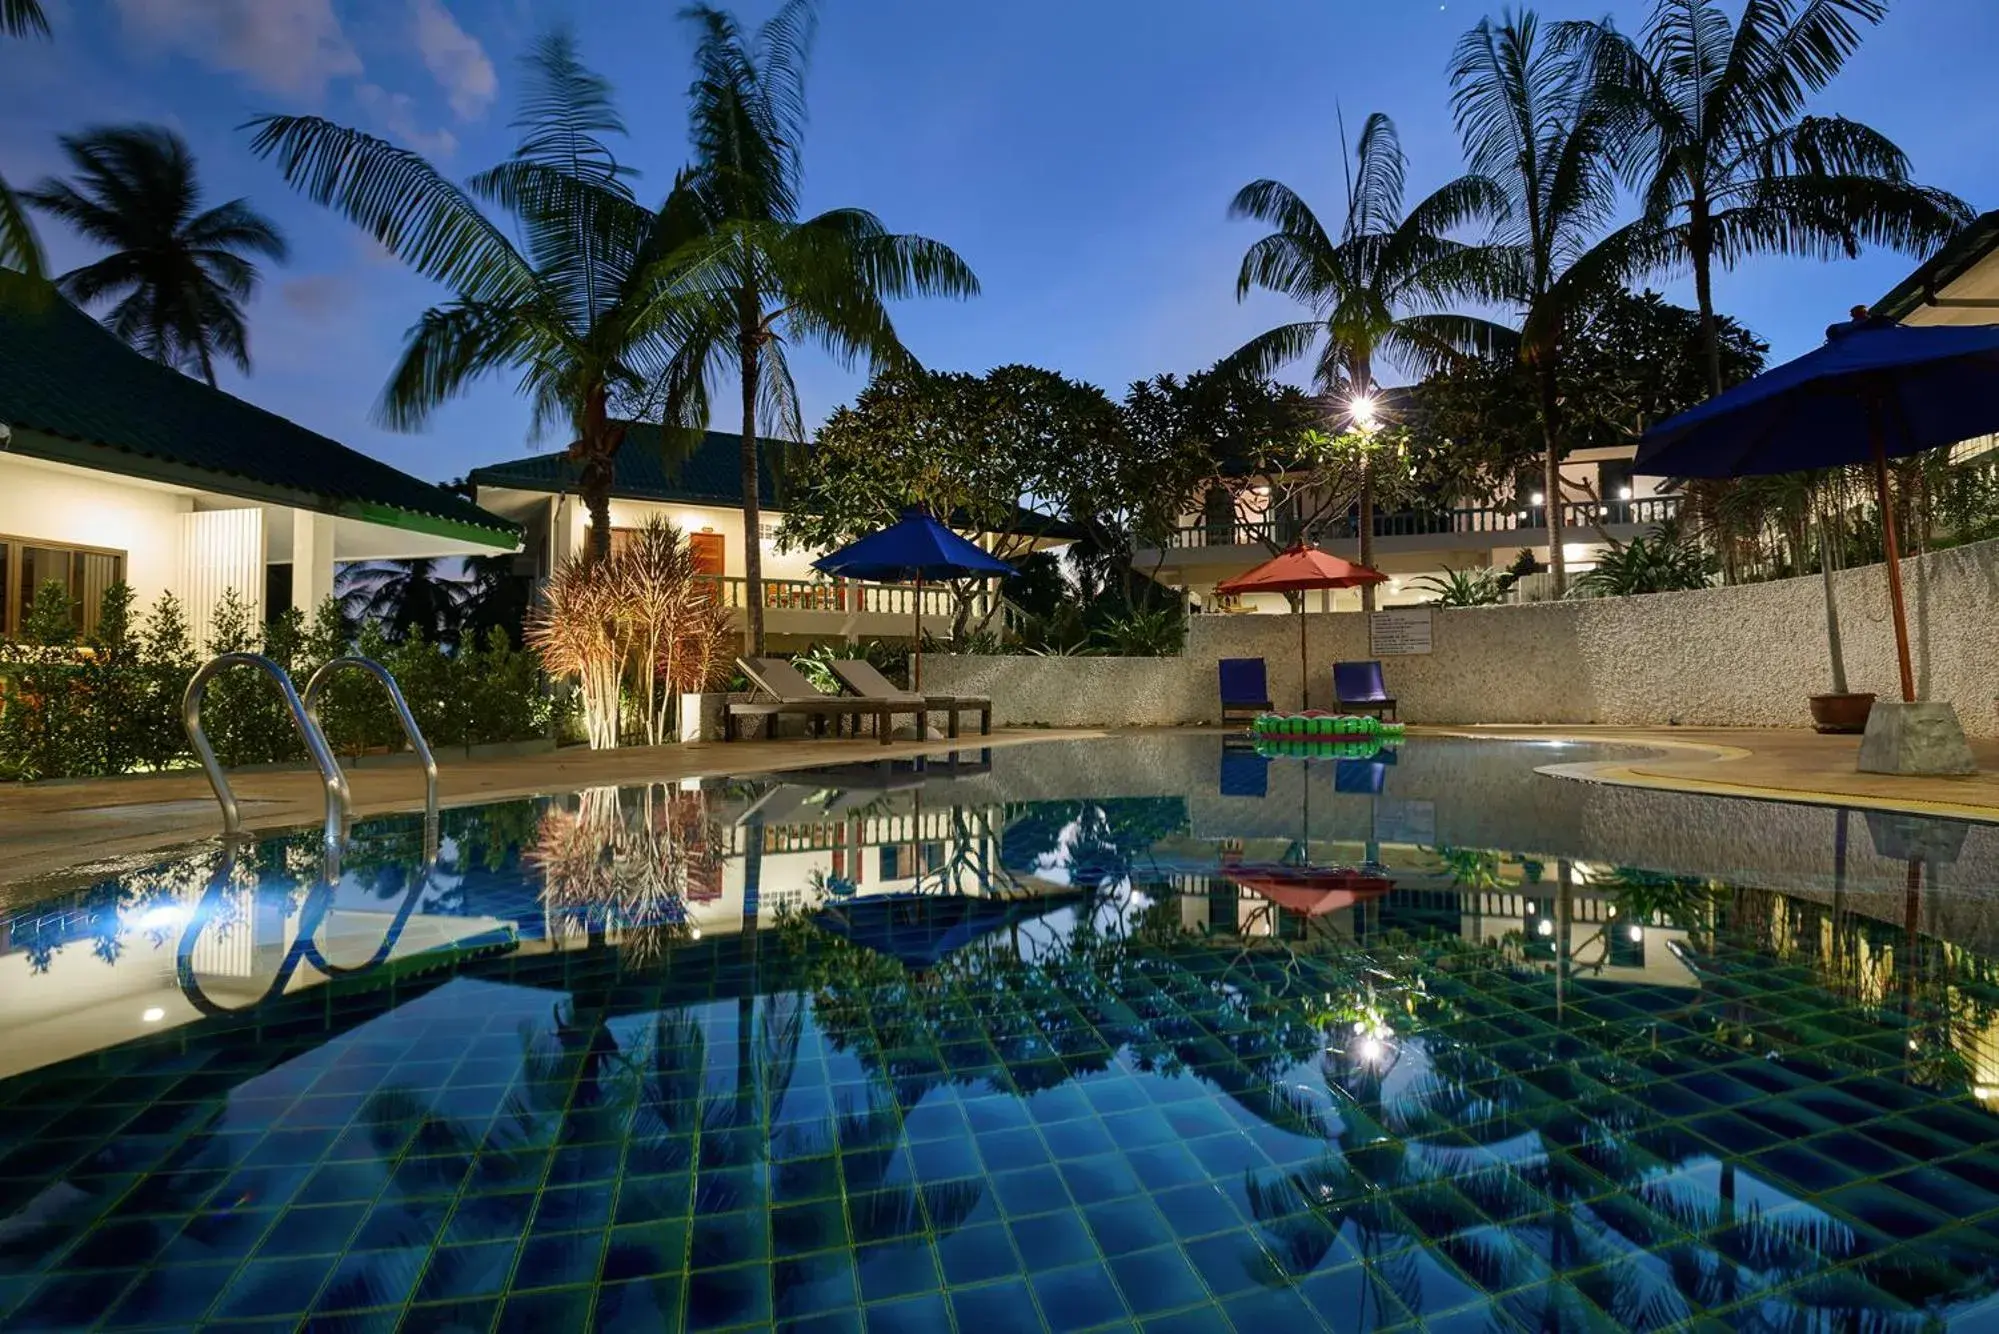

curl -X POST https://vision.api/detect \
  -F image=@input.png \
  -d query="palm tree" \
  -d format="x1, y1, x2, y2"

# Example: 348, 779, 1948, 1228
26, 125, 287, 384
1226, 112, 1514, 610
0, 0, 50, 278
1564, 0, 1970, 398
652, 2, 980, 655
247, 31, 710, 560
1447, 10, 1644, 597
336, 558, 467, 642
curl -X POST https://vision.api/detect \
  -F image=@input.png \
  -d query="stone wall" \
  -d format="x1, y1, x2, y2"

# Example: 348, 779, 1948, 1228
925, 535, 1999, 732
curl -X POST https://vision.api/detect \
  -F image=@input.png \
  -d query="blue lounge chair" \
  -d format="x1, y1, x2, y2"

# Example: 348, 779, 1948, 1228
1219, 744, 1270, 797
1333, 660, 1397, 722
1218, 658, 1272, 724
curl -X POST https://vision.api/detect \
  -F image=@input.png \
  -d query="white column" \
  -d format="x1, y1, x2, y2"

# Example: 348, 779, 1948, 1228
177, 508, 264, 649
292, 509, 336, 617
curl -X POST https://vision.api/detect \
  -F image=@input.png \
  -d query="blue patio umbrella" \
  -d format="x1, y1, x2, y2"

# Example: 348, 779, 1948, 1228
812, 508, 1015, 689
1635, 313, 1999, 703
812, 892, 1024, 971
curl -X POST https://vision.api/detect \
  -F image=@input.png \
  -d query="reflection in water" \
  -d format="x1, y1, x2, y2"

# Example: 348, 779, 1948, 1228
3, 736, 1999, 1330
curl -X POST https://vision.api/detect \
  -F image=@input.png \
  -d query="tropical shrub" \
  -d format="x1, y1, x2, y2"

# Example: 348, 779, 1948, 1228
1094, 605, 1186, 656
1413, 566, 1512, 608
1, 586, 556, 780
1571, 531, 1711, 598
526, 519, 733, 750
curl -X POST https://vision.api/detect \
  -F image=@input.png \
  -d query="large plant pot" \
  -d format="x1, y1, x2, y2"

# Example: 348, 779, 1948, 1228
1809, 692, 1876, 734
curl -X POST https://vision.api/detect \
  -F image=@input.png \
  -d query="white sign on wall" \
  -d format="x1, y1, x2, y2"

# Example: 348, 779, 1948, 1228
1369, 608, 1434, 656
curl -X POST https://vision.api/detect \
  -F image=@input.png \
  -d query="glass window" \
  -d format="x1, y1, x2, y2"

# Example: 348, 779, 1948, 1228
1, 538, 125, 639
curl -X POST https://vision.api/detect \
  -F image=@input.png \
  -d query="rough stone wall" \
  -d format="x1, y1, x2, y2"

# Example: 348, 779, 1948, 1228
926, 537, 1999, 732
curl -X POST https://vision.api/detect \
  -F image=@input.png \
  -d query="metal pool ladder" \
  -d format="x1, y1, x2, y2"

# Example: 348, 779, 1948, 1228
181, 653, 438, 848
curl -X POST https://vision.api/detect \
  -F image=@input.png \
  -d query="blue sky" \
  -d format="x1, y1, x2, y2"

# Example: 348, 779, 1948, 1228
3, 0, 1996, 491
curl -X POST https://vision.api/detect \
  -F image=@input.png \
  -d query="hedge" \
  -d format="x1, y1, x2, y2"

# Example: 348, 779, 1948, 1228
0, 581, 560, 782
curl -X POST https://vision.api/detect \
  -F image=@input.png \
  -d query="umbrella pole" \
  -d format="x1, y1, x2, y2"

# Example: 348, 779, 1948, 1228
1298, 603, 1309, 711
1871, 433, 1917, 703
914, 575, 923, 693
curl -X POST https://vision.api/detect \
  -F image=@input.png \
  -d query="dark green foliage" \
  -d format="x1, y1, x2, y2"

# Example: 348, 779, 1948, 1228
1, 589, 555, 781
0, 579, 83, 779
1093, 605, 1186, 656
1414, 566, 1512, 608
1572, 529, 1712, 598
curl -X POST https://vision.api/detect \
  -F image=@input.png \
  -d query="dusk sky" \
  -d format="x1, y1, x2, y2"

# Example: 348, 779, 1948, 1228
3, 0, 1995, 492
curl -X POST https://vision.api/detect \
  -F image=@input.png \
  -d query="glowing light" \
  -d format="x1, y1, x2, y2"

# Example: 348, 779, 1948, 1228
1536, 919, 1554, 937
689, 927, 703, 940
1358, 1037, 1385, 1063
1349, 392, 1379, 431
1530, 492, 1546, 506
134, 905, 190, 932
1627, 925, 1644, 943
141, 1008, 165, 1023
1618, 485, 1634, 500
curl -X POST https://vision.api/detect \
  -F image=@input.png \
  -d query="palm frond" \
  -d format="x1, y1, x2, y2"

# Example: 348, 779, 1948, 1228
1219, 321, 1325, 384
1347, 112, 1406, 240
0, 172, 44, 277
247, 114, 533, 305
2, 0, 50, 39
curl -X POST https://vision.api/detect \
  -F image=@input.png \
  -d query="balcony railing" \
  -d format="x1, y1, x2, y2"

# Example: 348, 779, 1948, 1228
697, 575, 959, 617
1155, 495, 1681, 549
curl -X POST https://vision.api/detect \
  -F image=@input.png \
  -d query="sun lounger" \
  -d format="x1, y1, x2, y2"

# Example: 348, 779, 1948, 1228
827, 659, 992, 738
726, 657, 900, 744
1218, 658, 1272, 724
1333, 660, 1397, 722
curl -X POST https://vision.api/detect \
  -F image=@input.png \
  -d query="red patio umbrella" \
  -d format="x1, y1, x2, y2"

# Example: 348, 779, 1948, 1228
1225, 866, 1394, 916
1216, 543, 1387, 710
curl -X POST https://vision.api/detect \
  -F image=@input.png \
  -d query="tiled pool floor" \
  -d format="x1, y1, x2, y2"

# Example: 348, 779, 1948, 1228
3, 738, 1999, 1331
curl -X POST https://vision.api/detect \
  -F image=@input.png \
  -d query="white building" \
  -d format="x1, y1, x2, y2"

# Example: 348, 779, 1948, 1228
467, 425, 1080, 648
0, 274, 520, 646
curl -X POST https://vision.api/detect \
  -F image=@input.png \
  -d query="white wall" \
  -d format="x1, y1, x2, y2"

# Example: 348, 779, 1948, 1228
928, 534, 1999, 734
0, 455, 191, 614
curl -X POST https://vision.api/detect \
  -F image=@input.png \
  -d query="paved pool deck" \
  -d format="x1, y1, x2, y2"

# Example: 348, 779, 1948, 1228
3, 723, 1997, 886
1441, 724, 1999, 825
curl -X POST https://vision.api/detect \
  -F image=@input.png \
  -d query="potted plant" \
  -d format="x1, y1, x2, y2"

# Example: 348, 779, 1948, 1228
1808, 505, 1873, 733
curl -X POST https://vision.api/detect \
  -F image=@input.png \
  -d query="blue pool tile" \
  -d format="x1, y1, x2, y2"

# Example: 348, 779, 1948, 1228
594, 1274, 684, 1332
1012, 1209, 1096, 1270
939, 1221, 1022, 1285
1109, 1245, 1210, 1315
1183, 1232, 1278, 1299
413, 1240, 518, 1303
855, 1239, 940, 1302
685, 1259, 773, 1330
772, 1253, 858, 1318
1032, 1258, 1130, 1332
14, 1270, 141, 1329
213, 1253, 338, 1320
1141, 1306, 1236, 1334
1061, 1154, 1145, 1205
952, 1277, 1040, 1328
495, 1283, 593, 1333
993, 1164, 1072, 1217
1084, 1198, 1176, 1256
868, 1290, 952, 1333
315, 1246, 425, 1313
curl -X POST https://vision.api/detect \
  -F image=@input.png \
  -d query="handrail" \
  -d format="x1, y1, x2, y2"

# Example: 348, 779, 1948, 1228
183, 653, 348, 849
302, 656, 439, 826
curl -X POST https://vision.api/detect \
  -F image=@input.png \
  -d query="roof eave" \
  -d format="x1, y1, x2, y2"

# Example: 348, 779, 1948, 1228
11, 429, 521, 550
1875, 211, 1999, 322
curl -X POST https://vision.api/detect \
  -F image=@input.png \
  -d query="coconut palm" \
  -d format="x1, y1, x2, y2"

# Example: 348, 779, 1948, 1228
336, 557, 467, 642
1563, 0, 1970, 397
1225, 113, 1513, 609
247, 31, 710, 560
25, 125, 287, 384
1446, 10, 1650, 597
0, 0, 49, 278
651, 2, 980, 655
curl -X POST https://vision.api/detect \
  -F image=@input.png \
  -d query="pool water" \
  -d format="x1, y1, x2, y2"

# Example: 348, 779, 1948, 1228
4, 735, 1999, 1332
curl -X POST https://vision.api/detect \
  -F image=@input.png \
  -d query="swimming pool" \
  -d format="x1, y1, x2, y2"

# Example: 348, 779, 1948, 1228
4, 734, 1999, 1331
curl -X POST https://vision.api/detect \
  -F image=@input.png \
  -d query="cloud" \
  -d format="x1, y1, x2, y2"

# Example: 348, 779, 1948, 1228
278, 273, 353, 318
353, 82, 458, 157
111, 0, 362, 98
410, 0, 496, 121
